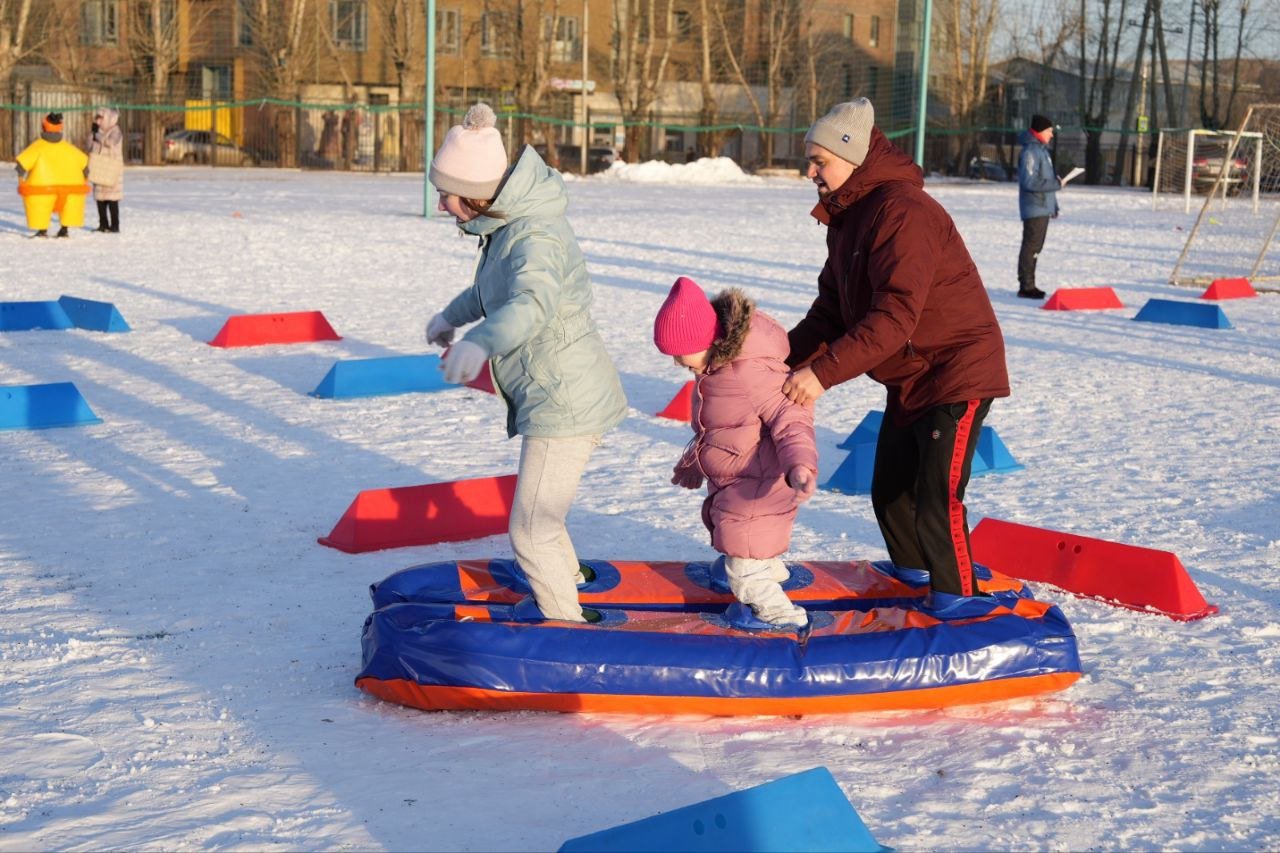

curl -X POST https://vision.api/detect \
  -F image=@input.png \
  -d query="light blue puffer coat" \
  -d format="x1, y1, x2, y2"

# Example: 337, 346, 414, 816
442, 145, 627, 439
1016, 129, 1060, 220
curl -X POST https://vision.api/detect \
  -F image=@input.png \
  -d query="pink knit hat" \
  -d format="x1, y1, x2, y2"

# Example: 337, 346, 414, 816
654, 277, 719, 356
429, 103, 508, 199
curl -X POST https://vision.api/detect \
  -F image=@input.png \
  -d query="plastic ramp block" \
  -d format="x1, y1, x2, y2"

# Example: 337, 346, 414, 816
657, 380, 694, 421
559, 767, 881, 853
1133, 298, 1232, 329
312, 354, 448, 399
0, 300, 74, 332
820, 442, 875, 494
318, 474, 518, 553
970, 517, 1218, 621
57, 295, 131, 332
836, 410, 884, 450
1200, 277, 1257, 300
0, 382, 102, 431
467, 361, 497, 395
1041, 287, 1124, 310
208, 310, 342, 347
973, 426, 1024, 475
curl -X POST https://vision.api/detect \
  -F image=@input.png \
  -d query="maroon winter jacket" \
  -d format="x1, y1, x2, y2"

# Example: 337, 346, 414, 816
787, 128, 1010, 424
673, 289, 818, 560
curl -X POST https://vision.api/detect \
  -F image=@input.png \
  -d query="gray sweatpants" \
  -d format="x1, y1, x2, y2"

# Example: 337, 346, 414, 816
510, 434, 601, 622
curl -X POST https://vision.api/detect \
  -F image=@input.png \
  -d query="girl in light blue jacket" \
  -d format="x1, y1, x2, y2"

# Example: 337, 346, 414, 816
425, 104, 627, 622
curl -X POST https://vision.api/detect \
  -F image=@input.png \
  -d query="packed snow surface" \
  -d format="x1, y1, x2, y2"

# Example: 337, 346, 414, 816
1, 162, 1278, 851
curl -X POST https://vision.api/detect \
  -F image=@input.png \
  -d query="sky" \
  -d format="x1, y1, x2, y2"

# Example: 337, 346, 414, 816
0, 158, 1278, 851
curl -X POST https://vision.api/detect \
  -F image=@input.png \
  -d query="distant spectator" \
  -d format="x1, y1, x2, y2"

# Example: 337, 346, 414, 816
86, 107, 125, 233
1015, 114, 1061, 299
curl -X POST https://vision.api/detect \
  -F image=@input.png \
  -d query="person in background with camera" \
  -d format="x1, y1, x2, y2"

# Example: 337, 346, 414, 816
86, 107, 125, 233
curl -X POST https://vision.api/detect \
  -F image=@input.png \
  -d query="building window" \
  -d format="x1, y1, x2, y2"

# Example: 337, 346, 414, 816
869, 16, 880, 47
331, 0, 368, 51
481, 12, 511, 57
664, 128, 684, 153
437, 8, 461, 55
843, 14, 853, 40
867, 65, 880, 96
237, 0, 255, 46
842, 64, 854, 99
545, 15, 581, 63
81, 0, 119, 45
673, 10, 692, 41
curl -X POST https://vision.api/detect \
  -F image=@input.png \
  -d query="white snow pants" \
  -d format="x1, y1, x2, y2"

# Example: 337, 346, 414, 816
724, 556, 808, 627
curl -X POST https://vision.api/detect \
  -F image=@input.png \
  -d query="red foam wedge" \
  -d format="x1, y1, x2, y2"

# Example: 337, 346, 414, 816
209, 310, 341, 347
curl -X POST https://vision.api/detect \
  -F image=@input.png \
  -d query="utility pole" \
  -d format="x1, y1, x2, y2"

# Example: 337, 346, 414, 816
1134, 52, 1149, 185
914, 0, 933, 168
424, 0, 437, 217
1180, 0, 1196, 127
580, 0, 589, 175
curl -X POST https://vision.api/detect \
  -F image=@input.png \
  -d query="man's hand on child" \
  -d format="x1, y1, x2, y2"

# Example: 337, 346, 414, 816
788, 465, 816, 503
671, 466, 704, 490
782, 367, 825, 405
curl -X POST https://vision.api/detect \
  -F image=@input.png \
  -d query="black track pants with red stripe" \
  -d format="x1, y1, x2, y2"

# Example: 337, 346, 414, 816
870, 399, 992, 596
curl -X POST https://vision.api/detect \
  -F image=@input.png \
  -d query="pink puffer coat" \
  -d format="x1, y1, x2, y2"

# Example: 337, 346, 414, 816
673, 289, 818, 559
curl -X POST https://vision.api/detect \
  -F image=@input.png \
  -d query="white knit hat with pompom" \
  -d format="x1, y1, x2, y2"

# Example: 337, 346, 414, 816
428, 103, 509, 200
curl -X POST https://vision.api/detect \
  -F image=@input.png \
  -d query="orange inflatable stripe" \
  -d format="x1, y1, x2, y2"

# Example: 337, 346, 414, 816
357, 671, 1081, 716
456, 560, 505, 600
18, 183, 90, 196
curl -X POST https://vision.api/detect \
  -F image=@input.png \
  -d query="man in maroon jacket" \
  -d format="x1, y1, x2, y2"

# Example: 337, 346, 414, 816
782, 98, 1011, 599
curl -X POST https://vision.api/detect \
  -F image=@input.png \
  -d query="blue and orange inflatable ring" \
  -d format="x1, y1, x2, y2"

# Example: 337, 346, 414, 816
356, 558, 1081, 716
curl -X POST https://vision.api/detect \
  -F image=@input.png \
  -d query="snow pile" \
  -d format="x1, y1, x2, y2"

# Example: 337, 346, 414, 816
594, 155, 763, 185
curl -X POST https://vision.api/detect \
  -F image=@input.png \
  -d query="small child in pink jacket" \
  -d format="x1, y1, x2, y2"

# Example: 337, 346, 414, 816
654, 277, 818, 628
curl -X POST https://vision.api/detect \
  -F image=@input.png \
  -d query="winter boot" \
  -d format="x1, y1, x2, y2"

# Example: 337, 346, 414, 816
1017, 287, 1046, 299
55, 226, 69, 238
33, 229, 48, 238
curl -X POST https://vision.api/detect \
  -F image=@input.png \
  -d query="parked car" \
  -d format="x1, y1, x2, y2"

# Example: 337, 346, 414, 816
163, 129, 258, 166
532, 143, 619, 174
967, 156, 1011, 181
1191, 144, 1249, 195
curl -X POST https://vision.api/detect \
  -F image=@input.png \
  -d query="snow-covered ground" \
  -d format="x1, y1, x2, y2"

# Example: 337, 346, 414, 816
1, 158, 1277, 851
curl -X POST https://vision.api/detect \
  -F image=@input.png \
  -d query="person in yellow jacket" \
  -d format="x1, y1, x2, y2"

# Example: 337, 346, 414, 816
14, 113, 90, 238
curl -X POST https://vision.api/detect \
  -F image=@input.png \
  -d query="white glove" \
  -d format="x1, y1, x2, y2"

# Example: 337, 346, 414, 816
442, 340, 488, 384
425, 312, 455, 347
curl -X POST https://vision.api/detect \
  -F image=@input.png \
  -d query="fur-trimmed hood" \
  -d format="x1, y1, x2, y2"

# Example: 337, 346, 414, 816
707, 287, 789, 369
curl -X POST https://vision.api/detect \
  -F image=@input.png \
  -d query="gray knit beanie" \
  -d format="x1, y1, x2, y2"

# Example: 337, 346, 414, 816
804, 98, 875, 167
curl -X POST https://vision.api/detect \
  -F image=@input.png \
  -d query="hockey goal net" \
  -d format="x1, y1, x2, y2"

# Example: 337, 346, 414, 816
1169, 103, 1280, 290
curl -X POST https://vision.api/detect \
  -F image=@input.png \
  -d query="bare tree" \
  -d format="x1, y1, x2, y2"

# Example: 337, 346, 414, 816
1077, 0, 1134, 182
128, 1, 209, 164
935, 0, 1001, 172
239, 0, 318, 167
0, 0, 37, 157
374, 0, 423, 169
611, 0, 674, 161
37, 1, 96, 89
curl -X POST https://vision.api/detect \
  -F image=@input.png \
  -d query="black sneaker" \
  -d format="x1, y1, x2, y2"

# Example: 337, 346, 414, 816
55, 226, 69, 238
1017, 287, 1046, 299
33, 229, 48, 238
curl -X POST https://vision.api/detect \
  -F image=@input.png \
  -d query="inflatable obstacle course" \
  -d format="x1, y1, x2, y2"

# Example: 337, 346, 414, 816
319, 474, 518, 553
823, 410, 1021, 494
208, 310, 341, 347
970, 517, 1217, 620
1041, 287, 1125, 310
559, 767, 882, 853
1133, 298, 1232, 329
0, 382, 102, 430
356, 557, 1081, 715
657, 381, 694, 421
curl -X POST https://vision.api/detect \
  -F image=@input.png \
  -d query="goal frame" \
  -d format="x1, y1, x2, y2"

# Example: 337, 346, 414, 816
1152, 127, 1264, 214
